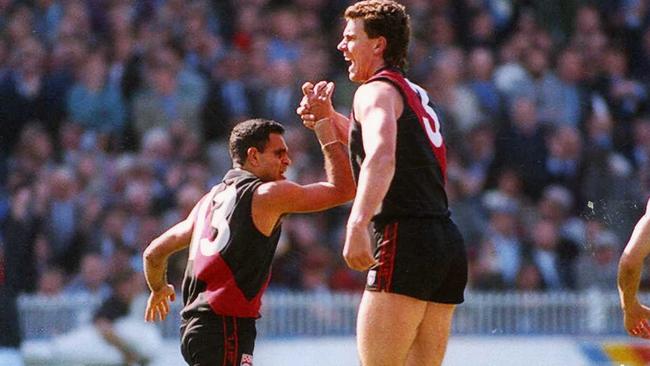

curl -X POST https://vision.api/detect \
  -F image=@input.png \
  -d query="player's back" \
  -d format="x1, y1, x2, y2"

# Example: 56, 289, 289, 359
181, 169, 282, 319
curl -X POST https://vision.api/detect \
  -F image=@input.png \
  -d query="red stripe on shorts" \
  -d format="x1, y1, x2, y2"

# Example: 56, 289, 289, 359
378, 223, 398, 291
222, 317, 228, 366
385, 223, 398, 291
376, 225, 386, 290
233, 317, 238, 366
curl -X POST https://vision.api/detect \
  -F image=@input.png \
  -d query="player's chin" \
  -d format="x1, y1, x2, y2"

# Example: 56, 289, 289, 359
348, 72, 364, 83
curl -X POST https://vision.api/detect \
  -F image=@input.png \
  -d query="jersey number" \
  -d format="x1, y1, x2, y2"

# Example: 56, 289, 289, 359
406, 80, 443, 148
189, 186, 237, 259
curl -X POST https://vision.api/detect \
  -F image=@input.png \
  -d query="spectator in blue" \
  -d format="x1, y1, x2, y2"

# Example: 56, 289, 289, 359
467, 47, 503, 122
261, 59, 302, 126
67, 50, 127, 137
267, 6, 302, 62
552, 48, 588, 128
132, 44, 207, 138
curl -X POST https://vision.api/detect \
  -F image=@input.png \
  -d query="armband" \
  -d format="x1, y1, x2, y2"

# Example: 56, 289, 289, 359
314, 118, 338, 146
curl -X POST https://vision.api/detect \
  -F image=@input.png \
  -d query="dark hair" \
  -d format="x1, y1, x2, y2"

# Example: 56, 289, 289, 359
229, 119, 285, 166
345, 0, 410, 71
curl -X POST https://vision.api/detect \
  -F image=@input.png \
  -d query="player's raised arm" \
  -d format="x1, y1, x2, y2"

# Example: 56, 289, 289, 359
619, 198, 650, 338
253, 117, 355, 227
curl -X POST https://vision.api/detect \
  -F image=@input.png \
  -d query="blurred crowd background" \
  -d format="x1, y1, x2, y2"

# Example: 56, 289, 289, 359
2, 0, 650, 313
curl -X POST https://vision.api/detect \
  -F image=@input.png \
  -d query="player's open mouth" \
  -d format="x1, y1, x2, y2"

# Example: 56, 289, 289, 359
346, 59, 354, 71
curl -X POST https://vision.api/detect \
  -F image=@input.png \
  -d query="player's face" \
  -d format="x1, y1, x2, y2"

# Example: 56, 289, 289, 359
337, 18, 381, 83
257, 133, 291, 182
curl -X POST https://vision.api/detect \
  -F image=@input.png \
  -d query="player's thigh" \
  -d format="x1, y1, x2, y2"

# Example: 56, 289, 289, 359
357, 290, 427, 366
405, 302, 456, 366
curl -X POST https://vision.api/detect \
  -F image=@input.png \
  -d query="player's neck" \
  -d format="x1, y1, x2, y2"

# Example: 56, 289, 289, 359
367, 61, 388, 80
239, 164, 264, 180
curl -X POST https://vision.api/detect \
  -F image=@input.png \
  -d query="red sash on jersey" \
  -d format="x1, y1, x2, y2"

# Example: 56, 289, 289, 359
365, 68, 448, 181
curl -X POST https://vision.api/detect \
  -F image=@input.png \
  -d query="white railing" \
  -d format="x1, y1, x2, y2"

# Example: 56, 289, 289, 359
18, 294, 101, 340
18, 290, 630, 340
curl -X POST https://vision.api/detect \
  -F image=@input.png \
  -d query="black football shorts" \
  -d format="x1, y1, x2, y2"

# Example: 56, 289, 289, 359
366, 216, 467, 304
180, 312, 256, 366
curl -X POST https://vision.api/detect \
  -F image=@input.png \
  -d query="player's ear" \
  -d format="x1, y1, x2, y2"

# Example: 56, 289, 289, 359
374, 36, 387, 55
246, 147, 260, 166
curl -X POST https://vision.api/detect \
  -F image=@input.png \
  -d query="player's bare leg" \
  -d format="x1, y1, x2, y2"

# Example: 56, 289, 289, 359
405, 302, 455, 366
356, 291, 426, 366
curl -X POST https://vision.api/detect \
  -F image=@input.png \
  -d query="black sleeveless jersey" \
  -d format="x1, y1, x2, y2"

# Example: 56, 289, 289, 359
349, 67, 449, 222
181, 169, 281, 319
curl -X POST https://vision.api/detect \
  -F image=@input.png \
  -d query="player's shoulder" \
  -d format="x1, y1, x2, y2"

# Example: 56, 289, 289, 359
356, 80, 401, 101
253, 180, 309, 217
354, 79, 404, 117
254, 180, 301, 204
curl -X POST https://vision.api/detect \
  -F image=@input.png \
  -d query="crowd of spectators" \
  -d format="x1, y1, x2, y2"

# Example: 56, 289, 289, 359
2, 0, 650, 315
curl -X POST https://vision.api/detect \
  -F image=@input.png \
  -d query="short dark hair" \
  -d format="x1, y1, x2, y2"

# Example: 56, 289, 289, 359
345, 0, 410, 71
229, 119, 285, 166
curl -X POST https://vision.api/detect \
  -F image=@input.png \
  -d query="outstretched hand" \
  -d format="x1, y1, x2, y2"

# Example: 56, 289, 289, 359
144, 284, 176, 322
297, 81, 335, 129
624, 302, 650, 338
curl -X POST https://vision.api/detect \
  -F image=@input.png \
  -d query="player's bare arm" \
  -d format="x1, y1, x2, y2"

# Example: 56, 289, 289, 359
252, 117, 356, 236
297, 81, 351, 144
143, 201, 200, 322
618, 198, 650, 338
344, 81, 403, 271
